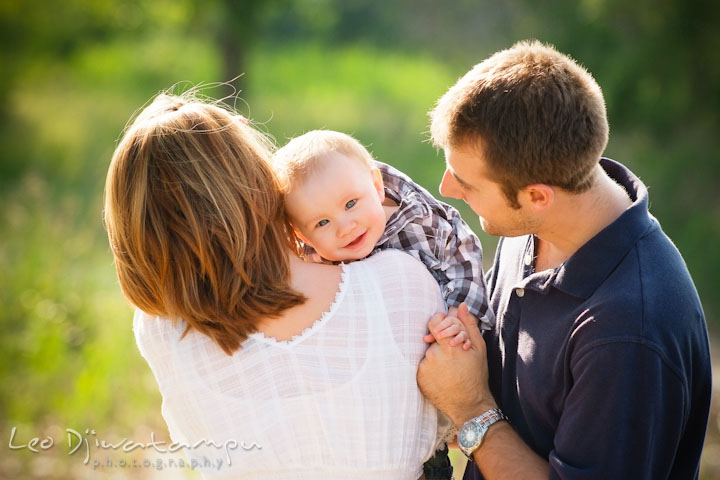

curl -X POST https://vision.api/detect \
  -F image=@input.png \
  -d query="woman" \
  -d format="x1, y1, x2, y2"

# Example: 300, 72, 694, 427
104, 92, 453, 479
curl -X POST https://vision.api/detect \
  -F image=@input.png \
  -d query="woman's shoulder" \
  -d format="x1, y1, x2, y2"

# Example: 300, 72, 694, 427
133, 309, 186, 355
356, 248, 428, 273
351, 249, 440, 292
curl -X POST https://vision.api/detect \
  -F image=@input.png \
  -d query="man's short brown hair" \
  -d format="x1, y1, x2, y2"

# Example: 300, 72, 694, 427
430, 40, 609, 207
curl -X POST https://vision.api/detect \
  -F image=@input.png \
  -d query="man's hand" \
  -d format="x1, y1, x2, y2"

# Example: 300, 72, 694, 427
417, 302, 497, 427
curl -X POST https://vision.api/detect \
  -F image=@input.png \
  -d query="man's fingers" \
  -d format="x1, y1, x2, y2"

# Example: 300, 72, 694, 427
457, 302, 484, 345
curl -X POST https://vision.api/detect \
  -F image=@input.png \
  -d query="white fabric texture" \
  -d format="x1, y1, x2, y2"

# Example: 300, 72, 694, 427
134, 250, 454, 480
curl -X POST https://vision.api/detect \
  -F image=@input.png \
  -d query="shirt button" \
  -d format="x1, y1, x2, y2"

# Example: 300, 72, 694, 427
524, 254, 533, 266
515, 288, 525, 297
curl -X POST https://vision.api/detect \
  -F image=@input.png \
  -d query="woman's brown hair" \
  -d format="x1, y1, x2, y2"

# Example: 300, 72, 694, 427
104, 92, 305, 354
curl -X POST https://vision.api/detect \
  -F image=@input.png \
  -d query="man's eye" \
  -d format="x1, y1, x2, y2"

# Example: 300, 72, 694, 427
345, 199, 356, 210
316, 219, 329, 227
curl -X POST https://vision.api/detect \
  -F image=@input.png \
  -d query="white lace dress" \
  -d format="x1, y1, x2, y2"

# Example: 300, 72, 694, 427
134, 250, 454, 480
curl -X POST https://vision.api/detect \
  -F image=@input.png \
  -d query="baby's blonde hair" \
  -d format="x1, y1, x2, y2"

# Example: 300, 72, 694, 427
273, 130, 375, 192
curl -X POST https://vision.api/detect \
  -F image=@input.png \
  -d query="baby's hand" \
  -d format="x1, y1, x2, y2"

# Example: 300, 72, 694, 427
423, 304, 473, 350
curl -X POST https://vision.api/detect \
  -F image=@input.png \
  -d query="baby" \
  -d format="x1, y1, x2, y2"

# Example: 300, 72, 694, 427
273, 130, 495, 336
274, 130, 492, 479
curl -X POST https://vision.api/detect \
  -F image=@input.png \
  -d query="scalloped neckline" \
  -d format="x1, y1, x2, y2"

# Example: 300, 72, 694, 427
248, 263, 351, 347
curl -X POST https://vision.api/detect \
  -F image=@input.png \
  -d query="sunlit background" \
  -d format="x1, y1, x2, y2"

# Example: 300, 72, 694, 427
1, 0, 718, 478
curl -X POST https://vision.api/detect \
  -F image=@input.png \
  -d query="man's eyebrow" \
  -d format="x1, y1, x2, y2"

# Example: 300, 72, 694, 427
450, 169, 474, 190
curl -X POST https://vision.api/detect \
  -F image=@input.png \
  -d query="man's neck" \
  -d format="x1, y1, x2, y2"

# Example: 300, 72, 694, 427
534, 166, 632, 272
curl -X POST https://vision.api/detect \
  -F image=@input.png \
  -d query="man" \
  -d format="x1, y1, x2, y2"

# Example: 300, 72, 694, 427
417, 40, 711, 479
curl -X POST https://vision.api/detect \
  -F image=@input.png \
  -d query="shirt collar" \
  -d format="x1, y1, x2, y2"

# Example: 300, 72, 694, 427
376, 162, 431, 245
532, 158, 656, 299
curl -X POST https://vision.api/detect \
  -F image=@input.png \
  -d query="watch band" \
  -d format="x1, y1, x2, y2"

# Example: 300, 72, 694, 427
458, 408, 508, 460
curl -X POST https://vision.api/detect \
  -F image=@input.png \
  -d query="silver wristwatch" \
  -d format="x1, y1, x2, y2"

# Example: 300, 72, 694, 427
457, 408, 508, 459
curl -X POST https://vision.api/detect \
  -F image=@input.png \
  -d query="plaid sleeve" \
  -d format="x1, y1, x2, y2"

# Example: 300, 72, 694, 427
375, 161, 495, 329
435, 211, 495, 330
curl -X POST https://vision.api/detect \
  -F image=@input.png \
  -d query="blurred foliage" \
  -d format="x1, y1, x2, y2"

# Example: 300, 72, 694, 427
0, 0, 718, 478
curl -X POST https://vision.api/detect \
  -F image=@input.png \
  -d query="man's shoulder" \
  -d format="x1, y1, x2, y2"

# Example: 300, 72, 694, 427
634, 220, 704, 327
615, 219, 702, 314
575, 222, 705, 350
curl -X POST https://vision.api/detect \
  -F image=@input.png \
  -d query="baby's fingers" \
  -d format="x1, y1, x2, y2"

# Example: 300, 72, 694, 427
448, 330, 470, 347
434, 323, 461, 340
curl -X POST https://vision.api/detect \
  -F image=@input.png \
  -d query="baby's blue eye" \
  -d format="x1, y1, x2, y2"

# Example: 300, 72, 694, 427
316, 219, 329, 227
345, 199, 356, 210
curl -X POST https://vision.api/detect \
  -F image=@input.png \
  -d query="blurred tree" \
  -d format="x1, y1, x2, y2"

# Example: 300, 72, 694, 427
0, 0, 197, 185
189, 0, 289, 96
514, 0, 720, 134
0, 0, 148, 118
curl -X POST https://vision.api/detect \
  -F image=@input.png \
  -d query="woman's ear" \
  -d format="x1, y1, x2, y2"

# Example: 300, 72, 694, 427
371, 167, 386, 203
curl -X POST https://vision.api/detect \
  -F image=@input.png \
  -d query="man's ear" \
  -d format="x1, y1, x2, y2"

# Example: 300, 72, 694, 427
520, 184, 554, 213
371, 167, 386, 202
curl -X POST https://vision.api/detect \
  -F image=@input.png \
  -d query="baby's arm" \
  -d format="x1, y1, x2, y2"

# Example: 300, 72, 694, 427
439, 219, 495, 331
423, 303, 473, 350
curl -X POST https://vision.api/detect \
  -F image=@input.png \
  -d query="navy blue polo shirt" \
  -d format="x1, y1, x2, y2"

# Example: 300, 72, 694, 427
465, 159, 711, 480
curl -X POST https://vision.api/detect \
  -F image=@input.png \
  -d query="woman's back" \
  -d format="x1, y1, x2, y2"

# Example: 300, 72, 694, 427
134, 250, 451, 480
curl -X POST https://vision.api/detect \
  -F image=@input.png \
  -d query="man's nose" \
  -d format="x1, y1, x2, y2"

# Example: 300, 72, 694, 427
439, 169, 461, 199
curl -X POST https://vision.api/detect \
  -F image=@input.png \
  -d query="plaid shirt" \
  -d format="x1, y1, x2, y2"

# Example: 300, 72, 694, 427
373, 162, 494, 329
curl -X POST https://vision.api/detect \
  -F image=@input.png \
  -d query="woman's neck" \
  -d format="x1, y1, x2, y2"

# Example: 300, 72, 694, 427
255, 251, 344, 341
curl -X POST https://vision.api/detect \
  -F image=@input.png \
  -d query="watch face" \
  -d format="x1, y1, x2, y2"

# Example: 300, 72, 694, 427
459, 422, 480, 449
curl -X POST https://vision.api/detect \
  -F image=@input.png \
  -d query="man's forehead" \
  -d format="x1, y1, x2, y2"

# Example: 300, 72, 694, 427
445, 144, 487, 183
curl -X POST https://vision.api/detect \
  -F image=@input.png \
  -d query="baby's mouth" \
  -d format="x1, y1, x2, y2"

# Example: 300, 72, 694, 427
345, 232, 367, 249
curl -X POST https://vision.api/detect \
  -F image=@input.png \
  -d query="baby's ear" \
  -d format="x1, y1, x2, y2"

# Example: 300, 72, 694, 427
293, 226, 310, 245
371, 167, 385, 202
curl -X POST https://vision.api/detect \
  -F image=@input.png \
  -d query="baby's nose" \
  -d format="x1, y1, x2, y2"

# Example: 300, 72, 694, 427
338, 218, 357, 236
